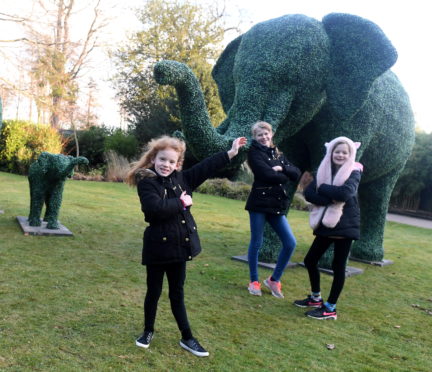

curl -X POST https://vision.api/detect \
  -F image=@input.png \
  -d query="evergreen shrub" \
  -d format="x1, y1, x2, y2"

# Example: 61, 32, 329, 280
196, 178, 308, 211
104, 129, 138, 160
0, 120, 63, 174
74, 126, 109, 167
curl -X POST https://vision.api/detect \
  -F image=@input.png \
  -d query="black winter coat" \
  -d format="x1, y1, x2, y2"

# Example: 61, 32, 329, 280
304, 170, 362, 240
245, 140, 301, 215
137, 151, 230, 265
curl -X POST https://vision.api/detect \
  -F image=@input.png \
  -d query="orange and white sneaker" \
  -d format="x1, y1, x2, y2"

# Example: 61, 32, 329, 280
248, 281, 262, 296
263, 277, 284, 298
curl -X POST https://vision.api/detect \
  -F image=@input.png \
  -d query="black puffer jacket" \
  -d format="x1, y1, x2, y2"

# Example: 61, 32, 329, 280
245, 140, 301, 215
304, 170, 361, 240
137, 151, 229, 265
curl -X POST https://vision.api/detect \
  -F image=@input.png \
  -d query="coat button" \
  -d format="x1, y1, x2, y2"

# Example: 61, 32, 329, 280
277, 211, 280, 214
193, 226, 196, 230
162, 237, 167, 241
268, 158, 271, 161
181, 220, 186, 224
188, 256, 192, 259
185, 237, 189, 242
262, 192, 265, 195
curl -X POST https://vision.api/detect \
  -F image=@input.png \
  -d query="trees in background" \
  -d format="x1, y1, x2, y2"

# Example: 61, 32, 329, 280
63, 125, 138, 168
111, 0, 232, 146
1, 0, 107, 129
390, 131, 432, 212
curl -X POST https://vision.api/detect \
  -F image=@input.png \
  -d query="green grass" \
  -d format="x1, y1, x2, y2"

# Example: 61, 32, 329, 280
1, 171, 431, 371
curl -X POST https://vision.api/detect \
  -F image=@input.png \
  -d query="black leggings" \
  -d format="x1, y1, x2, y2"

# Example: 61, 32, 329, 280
304, 236, 353, 304
144, 262, 191, 337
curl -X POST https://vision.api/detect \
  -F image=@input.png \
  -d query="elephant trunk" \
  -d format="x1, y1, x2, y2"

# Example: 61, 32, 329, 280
60, 156, 88, 179
154, 60, 232, 159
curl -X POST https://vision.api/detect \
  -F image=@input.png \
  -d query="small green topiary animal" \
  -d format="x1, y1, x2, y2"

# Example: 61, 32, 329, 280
153, 13, 415, 263
28, 152, 89, 229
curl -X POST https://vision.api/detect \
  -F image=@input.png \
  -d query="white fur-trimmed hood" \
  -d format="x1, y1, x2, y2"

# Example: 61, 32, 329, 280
310, 136, 361, 230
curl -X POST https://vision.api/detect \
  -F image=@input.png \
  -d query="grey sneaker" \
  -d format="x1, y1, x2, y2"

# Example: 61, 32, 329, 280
263, 277, 284, 298
248, 281, 262, 296
136, 331, 153, 348
180, 337, 209, 357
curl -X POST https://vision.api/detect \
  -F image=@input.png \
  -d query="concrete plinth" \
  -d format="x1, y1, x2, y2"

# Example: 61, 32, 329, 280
297, 262, 364, 277
349, 257, 393, 266
16, 216, 73, 236
231, 254, 298, 270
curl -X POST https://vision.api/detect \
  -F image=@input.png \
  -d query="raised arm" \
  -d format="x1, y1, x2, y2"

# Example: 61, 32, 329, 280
183, 137, 247, 190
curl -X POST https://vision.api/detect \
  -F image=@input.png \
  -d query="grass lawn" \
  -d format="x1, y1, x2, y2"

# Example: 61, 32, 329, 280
1, 171, 431, 371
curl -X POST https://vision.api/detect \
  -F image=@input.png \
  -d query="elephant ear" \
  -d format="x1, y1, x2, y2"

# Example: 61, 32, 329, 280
323, 13, 398, 121
212, 35, 242, 114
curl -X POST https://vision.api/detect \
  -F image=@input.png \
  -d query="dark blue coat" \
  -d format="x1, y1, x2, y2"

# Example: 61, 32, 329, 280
304, 170, 361, 240
245, 140, 301, 215
137, 151, 229, 265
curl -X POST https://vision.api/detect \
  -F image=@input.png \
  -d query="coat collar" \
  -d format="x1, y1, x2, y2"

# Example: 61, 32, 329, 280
251, 139, 275, 154
135, 167, 178, 184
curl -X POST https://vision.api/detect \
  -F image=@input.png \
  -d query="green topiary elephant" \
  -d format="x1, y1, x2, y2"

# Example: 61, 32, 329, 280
153, 13, 415, 263
28, 152, 89, 229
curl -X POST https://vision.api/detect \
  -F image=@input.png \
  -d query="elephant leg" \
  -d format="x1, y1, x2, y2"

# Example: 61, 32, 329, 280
351, 169, 401, 262
28, 179, 44, 226
259, 224, 280, 263
258, 180, 299, 263
45, 182, 65, 229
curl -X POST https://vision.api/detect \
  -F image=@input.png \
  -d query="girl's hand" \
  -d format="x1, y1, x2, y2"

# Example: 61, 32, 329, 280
354, 162, 364, 172
180, 191, 193, 207
227, 137, 247, 159
272, 165, 283, 172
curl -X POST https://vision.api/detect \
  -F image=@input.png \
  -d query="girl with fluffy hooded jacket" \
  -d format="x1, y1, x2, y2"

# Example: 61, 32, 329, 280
294, 136, 363, 320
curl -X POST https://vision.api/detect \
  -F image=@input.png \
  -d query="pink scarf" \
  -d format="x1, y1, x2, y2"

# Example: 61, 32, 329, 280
309, 136, 361, 230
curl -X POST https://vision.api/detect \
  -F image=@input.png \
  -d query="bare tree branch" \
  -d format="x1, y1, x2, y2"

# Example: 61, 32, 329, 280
0, 12, 28, 22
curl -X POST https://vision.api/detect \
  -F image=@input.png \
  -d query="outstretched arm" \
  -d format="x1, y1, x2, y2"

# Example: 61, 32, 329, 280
183, 137, 247, 190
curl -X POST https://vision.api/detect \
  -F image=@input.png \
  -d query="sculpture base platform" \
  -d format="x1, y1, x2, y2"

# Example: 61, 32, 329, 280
298, 262, 363, 277
16, 216, 73, 236
232, 254, 298, 270
349, 257, 393, 266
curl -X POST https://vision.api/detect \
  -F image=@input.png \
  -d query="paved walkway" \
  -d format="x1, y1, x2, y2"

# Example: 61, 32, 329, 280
386, 213, 432, 229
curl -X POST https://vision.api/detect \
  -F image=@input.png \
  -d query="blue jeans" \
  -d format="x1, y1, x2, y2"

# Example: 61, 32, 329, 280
248, 211, 296, 282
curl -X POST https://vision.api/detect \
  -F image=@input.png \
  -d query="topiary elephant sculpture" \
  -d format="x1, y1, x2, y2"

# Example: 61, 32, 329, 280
28, 152, 89, 229
153, 13, 415, 263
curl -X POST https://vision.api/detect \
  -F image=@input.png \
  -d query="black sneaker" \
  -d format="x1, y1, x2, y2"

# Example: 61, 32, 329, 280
305, 305, 337, 320
179, 337, 209, 357
136, 331, 154, 348
293, 295, 323, 308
